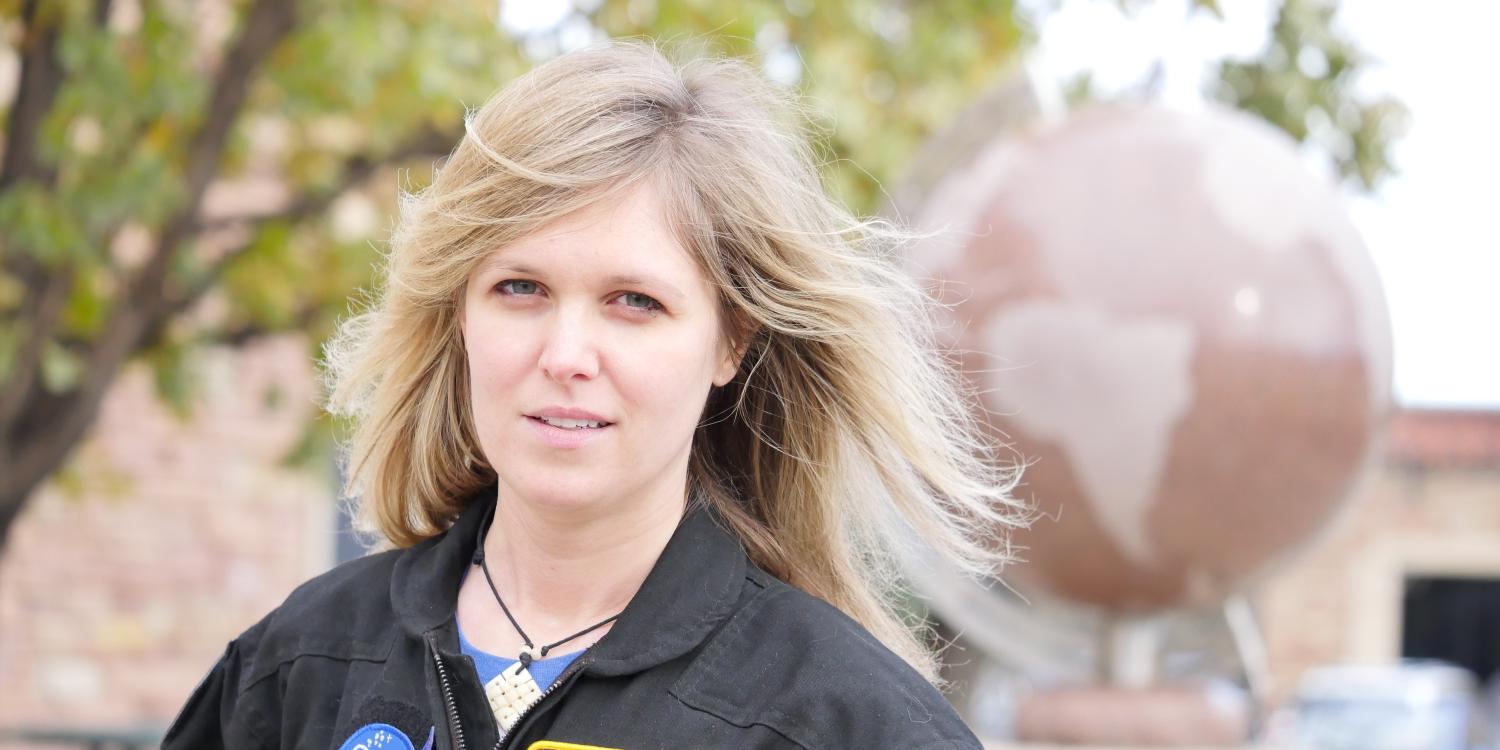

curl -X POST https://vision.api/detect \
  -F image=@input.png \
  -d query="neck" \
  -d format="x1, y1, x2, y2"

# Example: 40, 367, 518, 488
473, 482, 687, 642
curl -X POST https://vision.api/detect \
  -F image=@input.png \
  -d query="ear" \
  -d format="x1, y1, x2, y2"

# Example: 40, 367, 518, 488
711, 326, 756, 388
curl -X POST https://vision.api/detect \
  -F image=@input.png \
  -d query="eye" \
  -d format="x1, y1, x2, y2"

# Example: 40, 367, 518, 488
616, 292, 663, 313
496, 279, 541, 296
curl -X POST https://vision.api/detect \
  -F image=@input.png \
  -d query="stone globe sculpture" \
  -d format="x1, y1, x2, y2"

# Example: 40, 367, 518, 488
905, 102, 1393, 615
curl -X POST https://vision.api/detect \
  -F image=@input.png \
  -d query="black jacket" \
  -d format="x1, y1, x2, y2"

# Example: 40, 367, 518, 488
163, 495, 982, 749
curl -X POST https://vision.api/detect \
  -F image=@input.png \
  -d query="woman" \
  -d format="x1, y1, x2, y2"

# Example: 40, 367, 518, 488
165, 40, 1026, 750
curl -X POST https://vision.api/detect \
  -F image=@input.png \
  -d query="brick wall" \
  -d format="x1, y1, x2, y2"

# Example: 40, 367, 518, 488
0, 335, 335, 738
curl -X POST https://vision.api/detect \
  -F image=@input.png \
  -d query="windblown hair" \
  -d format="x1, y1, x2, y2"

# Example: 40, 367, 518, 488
323, 40, 1027, 682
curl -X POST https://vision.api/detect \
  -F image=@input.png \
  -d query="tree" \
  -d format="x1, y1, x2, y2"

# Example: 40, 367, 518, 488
1212, 0, 1406, 189
0, 0, 1401, 553
0, 0, 522, 550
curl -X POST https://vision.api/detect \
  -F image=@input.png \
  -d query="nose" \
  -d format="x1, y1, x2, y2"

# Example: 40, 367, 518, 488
537, 307, 601, 383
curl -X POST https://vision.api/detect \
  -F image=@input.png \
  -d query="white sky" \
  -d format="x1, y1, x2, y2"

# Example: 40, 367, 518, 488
502, 0, 1499, 410
1024, 0, 1500, 410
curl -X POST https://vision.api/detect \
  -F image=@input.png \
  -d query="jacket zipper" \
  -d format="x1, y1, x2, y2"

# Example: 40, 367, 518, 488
427, 632, 468, 750
494, 653, 593, 750
430, 629, 593, 750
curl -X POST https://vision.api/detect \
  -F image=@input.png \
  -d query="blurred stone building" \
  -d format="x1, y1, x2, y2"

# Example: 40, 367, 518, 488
1261, 408, 1500, 705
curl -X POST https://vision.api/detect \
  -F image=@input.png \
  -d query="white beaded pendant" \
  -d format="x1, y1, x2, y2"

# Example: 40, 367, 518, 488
485, 660, 545, 732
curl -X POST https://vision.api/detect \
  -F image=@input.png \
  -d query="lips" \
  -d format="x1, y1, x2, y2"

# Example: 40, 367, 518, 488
523, 407, 615, 448
525, 406, 614, 427
528, 415, 609, 430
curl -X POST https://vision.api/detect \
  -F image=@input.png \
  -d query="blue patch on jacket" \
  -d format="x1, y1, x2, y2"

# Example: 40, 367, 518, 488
338, 723, 422, 750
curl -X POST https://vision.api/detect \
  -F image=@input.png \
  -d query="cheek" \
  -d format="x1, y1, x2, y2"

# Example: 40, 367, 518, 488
613, 331, 722, 419
464, 322, 530, 404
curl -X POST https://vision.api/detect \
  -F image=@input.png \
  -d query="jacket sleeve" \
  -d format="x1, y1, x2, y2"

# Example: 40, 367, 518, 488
162, 627, 277, 749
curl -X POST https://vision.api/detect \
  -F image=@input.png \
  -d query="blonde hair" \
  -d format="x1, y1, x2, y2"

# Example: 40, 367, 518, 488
323, 40, 1028, 682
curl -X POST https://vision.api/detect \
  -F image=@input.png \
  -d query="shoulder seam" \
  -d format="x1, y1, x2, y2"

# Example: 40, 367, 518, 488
243, 630, 397, 687
673, 582, 833, 749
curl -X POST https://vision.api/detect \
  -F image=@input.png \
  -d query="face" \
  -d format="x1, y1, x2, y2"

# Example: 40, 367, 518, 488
460, 182, 740, 516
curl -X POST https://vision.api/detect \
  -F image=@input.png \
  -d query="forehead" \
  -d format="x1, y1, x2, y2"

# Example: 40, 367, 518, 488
475, 183, 705, 292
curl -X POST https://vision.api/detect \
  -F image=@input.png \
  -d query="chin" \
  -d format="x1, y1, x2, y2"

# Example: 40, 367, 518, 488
499, 472, 617, 512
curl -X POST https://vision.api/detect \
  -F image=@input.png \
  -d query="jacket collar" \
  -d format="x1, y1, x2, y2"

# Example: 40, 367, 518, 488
390, 487, 748, 676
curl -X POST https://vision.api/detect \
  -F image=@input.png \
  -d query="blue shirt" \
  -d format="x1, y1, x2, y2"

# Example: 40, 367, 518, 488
457, 621, 584, 690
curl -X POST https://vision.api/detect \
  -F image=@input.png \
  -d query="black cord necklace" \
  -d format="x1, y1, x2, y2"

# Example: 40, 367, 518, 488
471, 546, 621, 668
467, 500, 627, 732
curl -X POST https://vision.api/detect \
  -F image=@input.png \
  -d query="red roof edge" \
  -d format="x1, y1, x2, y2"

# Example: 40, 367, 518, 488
1385, 407, 1500, 469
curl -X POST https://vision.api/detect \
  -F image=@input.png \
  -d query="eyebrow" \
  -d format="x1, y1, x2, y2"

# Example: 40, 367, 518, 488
479, 260, 689, 304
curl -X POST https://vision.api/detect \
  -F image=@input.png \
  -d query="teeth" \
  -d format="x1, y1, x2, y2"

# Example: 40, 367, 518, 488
537, 417, 606, 430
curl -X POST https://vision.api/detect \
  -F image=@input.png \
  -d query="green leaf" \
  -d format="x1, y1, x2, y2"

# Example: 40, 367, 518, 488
60, 266, 110, 336
0, 186, 83, 265
145, 341, 194, 420
0, 320, 17, 383
40, 340, 83, 393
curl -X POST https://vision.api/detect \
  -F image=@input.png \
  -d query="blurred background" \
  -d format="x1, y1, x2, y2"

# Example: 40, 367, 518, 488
0, 0, 1493, 748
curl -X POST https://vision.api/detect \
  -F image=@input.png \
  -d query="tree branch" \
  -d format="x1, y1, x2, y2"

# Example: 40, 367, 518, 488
3, 0, 299, 523
0, 0, 75, 460
211, 305, 321, 348
192, 127, 454, 235
0, 0, 65, 192
85, 0, 299, 382
0, 269, 70, 430
0, 0, 69, 343
149, 126, 455, 346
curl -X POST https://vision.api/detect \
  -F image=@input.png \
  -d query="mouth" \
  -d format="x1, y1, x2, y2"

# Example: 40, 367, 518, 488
526, 415, 614, 430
